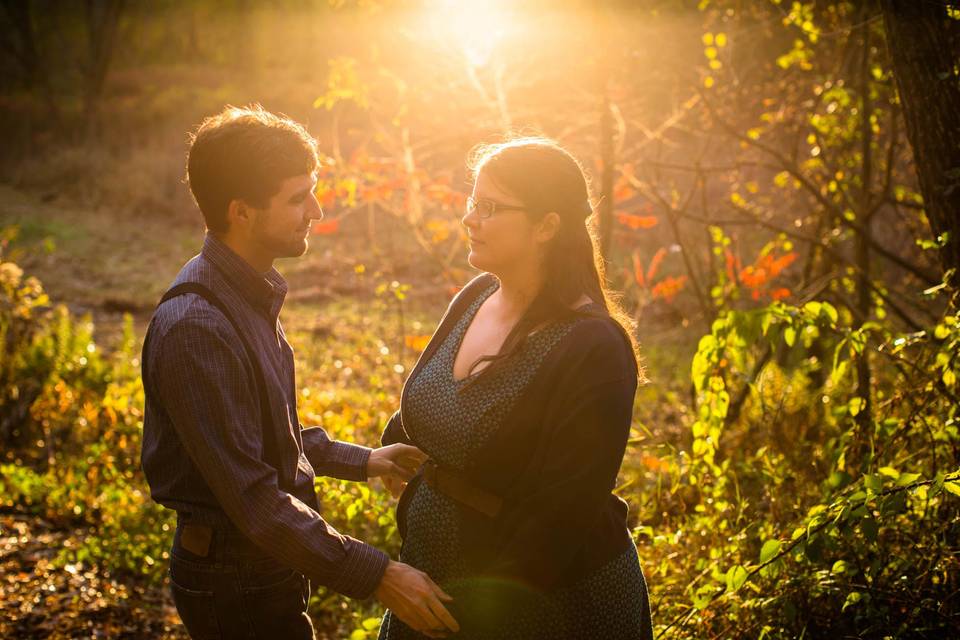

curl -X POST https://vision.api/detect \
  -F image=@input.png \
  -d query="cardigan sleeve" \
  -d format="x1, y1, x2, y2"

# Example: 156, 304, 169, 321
488, 319, 638, 589
380, 409, 411, 446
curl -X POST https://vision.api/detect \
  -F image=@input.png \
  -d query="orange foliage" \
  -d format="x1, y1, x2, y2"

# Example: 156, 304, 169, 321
633, 247, 683, 305
317, 151, 465, 215
616, 212, 659, 230
738, 251, 797, 288
311, 218, 340, 235
651, 275, 687, 303
632, 250, 646, 287
739, 251, 797, 300
641, 454, 671, 473
770, 287, 792, 300
632, 248, 668, 287
646, 247, 667, 283
724, 248, 742, 282
404, 335, 432, 352
614, 183, 636, 202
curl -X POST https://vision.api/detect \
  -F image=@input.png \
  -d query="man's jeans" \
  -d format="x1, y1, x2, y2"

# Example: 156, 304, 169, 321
168, 519, 315, 639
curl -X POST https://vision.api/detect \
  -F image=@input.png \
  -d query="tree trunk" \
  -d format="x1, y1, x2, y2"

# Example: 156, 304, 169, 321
82, 0, 124, 142
880, 1, 960, 285
854, 12, 875, 468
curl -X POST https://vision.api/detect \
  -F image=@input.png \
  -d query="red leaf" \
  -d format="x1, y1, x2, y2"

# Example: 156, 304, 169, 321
632, 250, 645, 287
404, 335, 431, 352
311, 218, 340, 235
614, 183, 636, 203
647, 247, 668, 283
616, 212, 659, 230
770, 287, 791, 300
651, 275, 687, 303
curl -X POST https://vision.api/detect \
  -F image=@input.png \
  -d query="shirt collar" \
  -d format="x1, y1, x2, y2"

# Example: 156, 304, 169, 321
202, 233, 288, 318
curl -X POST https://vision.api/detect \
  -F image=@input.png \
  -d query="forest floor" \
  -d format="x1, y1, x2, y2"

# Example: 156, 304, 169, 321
0, 512, 187, 639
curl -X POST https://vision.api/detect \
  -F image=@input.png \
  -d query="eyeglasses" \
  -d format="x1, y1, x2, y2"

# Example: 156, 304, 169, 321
465, 196, 530, 220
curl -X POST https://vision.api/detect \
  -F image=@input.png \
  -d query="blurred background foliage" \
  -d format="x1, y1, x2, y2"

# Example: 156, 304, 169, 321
1, 0, 959, 637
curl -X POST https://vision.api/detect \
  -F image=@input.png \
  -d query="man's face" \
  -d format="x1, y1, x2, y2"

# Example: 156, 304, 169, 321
250, 173, 323, 260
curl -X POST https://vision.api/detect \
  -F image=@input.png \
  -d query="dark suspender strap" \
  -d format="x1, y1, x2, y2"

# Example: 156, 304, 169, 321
143, 282, 291, 494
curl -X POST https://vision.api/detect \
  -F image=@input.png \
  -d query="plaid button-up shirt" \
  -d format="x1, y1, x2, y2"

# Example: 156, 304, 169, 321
141, 233, 389, 599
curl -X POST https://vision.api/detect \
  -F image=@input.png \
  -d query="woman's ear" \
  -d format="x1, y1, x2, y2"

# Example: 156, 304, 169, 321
535, 211, 561, 244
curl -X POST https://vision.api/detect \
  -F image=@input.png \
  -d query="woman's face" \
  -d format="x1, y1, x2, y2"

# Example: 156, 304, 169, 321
462, 169, 553, 275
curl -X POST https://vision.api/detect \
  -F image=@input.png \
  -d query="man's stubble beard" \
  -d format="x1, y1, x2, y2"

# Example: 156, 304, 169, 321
254, 220, 310, 261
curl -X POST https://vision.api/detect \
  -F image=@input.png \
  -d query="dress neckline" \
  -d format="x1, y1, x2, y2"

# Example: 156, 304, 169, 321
450, 279, 501, 384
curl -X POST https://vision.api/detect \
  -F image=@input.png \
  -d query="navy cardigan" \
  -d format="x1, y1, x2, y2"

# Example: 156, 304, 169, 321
382, 273, 639, 597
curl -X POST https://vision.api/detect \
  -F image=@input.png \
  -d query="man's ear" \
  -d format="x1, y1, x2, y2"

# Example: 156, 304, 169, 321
225, 198, 253, 232
535, 211, 561, 244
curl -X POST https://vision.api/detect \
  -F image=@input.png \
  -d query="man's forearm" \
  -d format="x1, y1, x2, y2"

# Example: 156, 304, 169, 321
226, 474, 389, 598
301, 425, 373, 481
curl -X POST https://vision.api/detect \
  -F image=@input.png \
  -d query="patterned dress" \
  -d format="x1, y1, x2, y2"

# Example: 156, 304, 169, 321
379, 280, 653, 640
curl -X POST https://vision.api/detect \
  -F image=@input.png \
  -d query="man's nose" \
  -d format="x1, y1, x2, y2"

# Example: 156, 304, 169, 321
308, 193, 324, 220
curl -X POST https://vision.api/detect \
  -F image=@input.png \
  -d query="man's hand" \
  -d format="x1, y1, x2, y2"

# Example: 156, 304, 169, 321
374, 560, 459, 638
367, 444, 427, 498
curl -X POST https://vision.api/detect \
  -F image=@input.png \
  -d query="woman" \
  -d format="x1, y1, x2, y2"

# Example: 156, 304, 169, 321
378, 138, 653, 639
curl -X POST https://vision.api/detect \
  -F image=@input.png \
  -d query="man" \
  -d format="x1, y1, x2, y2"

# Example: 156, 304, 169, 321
141, 105, 458, 639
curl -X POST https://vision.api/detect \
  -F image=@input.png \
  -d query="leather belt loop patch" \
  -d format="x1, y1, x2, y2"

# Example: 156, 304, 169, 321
181, 523, 213, 558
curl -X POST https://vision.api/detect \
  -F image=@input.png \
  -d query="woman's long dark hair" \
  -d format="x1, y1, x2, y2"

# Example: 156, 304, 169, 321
462, 136, 647, 385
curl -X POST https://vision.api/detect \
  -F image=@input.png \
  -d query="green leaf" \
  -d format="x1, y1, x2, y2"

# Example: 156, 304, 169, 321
726, 564, 748, 591
821, 302, 838, 324
842, 591, 862, 612
848, 397, 865, 417
896, 472, 921, 487
784, 325, 796, 347
944, 481, 960, 497
759, 539, 782, 564
943, 368, 957, 388
691, 591, 712, 610
362, 618, 381, 630
864, 474, 883, 492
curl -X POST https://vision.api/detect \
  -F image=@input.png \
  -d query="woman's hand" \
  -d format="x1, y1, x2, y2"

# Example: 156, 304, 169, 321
367, 443, 427, 497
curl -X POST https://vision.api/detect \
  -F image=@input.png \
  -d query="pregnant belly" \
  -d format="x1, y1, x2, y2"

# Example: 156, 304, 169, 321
399, 480, 468, 581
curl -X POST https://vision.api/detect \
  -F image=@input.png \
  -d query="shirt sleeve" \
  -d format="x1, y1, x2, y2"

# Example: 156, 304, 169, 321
155, 316, 389, 599
301, 426, 373, 482
488, 322, 638, 589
